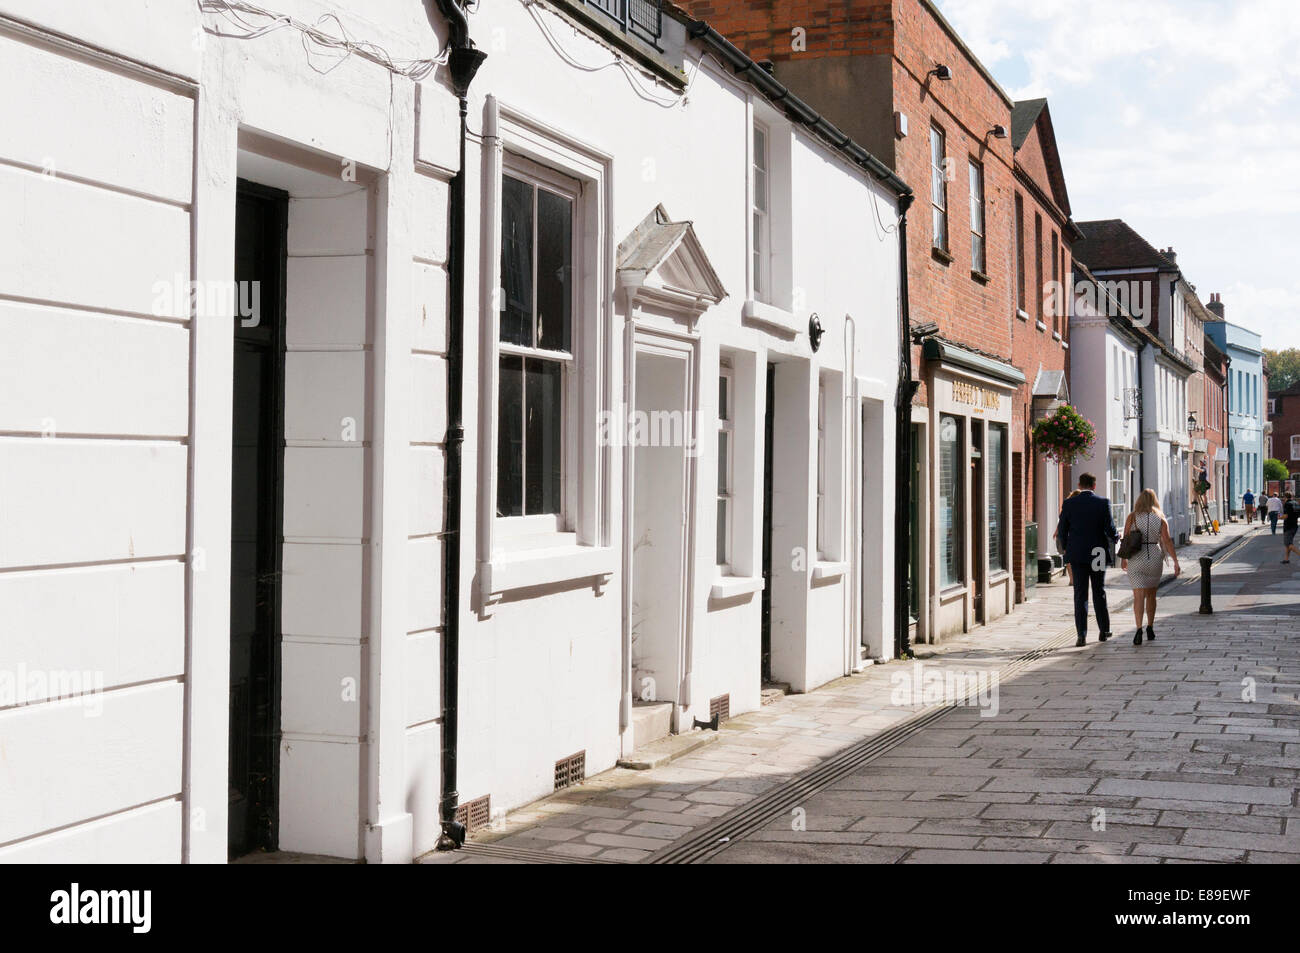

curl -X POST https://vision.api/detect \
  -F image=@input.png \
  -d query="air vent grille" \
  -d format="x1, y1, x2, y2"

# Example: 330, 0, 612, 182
710, 693, 730, 723
454, 795, 491, 834
554, 751, 586, 790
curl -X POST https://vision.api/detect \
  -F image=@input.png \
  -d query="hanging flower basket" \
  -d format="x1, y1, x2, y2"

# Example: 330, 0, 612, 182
1032, 404, 1097, 466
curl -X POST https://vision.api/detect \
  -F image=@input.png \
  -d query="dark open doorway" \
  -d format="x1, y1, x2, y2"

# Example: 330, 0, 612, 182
228, 179, 287, 859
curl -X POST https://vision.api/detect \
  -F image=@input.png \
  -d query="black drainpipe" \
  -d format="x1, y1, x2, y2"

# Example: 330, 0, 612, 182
434, 0, 485, 851
893, 194, 916, 660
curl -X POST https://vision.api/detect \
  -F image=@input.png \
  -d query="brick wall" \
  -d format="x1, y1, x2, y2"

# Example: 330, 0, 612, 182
677, 1, 896, 59
1271, 387, 1300, 475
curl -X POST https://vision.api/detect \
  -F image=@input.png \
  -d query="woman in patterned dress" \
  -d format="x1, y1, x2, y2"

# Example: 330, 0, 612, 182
1120, 489, 1181, 646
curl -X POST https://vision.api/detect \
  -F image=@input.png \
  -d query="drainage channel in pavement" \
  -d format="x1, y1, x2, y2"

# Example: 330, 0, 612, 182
648, 530, 1257, 865
436, 527, 1255, 866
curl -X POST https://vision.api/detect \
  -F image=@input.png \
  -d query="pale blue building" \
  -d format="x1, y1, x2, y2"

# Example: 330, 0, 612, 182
1204, 312, 1264, 514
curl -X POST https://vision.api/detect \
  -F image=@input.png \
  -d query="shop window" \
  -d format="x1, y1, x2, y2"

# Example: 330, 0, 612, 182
939, 414, 964, 588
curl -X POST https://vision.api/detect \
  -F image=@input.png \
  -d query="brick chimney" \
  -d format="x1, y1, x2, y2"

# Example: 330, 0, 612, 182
1163, 246, 1177, 265
1207, 292, 1225, 319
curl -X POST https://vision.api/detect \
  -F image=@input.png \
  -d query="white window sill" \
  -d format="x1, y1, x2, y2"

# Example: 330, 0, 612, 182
812, 560, 848, 582
481, 544, 616, 598
1035, 320, 1047, 332
710, 574, 765, 600
742, 299, 799, 334
1016, 309, 1030, 322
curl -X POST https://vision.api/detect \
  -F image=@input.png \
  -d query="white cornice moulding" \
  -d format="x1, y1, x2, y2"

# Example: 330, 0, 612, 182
481, 545, 616, 601
710, 575, 765, 600
743, 299, 800, 335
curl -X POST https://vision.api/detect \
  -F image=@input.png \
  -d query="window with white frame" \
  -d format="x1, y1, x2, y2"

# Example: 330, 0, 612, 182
717, 365, 734, 570
816, 379, 827, 559
1109, 451, 1131, 525
930, 125, 948, 252
1292, 435, 1300, 461
968, 159, 985, 273
751, 121, 771, 302
496, 162, 577, 523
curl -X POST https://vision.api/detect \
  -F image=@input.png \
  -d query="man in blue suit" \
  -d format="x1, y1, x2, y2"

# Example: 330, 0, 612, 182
1056, 473, 1119, 646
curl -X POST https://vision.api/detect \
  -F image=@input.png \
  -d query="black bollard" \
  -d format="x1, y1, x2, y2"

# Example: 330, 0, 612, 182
1198, 555, 1213, 614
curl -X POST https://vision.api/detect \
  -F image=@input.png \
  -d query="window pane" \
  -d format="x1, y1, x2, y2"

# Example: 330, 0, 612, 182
988, 425, 1005, 572
718, 374, 729, 421
535, 188, 572, 353
524, 358, 563, 515
718, 429, 729, 494
500, 175, 533, 347
716, 497, 728, 566
754, 167, 768, 213
939, 415, 964, 587
497, 354, 524, 517
753, 127, 767, 172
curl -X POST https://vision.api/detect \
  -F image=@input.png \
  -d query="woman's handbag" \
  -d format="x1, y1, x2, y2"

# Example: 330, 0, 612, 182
1117, 524, 1143, 559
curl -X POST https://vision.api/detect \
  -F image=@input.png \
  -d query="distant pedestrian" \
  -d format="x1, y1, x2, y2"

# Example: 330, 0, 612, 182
1243, 488, 1255, 522
1056, 474, 1118, 647
1267, 492, 1283, 534
1120, 488, 1181, 646
1260, 492, 1270, 524
1282, 493, 1300, 565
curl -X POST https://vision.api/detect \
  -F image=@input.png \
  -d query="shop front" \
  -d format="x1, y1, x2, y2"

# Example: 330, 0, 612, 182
921, 340, 1023, 642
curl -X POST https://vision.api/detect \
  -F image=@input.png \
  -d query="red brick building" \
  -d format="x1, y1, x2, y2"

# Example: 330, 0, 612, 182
1201, 334, 1230, 523
1268, 381, 1300, 484
675, 0, 1035, 643
1009, 98, 1075, 595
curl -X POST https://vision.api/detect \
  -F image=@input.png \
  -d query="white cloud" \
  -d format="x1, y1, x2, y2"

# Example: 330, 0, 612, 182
935, 0, 1300, 349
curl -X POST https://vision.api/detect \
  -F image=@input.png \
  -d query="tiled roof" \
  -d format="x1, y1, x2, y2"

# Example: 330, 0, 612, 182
1073, 219, 1177, 272
1010, 98, 1046, 149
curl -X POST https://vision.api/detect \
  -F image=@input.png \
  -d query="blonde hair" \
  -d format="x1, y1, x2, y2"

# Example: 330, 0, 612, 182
1066, 489, 1082, 499
1132, 488, 1163, 517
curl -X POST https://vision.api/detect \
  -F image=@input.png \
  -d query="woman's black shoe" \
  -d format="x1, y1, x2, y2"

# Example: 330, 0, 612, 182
1145, 625, 1155, 642
1133, 628, 1143, 646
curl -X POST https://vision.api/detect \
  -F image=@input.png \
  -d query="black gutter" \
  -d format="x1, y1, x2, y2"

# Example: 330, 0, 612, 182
434, 0, 485, 852
894, 194, 917, 659
681, 18, 911, 199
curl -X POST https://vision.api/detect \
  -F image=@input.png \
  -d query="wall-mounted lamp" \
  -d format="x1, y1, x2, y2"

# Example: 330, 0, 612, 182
1187, 412, 1198, 433
910, 321, 939, 343
928, 64, 952, 81
808, 312, 824, 352
989, 124, 1008, 139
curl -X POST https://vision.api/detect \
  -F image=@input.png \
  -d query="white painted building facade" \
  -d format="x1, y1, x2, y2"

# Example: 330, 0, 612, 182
1068, 272, 1143, 527
0, 0, 903, 863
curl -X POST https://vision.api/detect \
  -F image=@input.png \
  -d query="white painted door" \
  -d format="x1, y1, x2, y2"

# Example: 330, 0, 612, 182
629, 347, 691, 714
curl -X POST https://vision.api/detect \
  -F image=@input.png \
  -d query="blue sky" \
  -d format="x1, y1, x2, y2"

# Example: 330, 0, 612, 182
935, 0, 1300, 351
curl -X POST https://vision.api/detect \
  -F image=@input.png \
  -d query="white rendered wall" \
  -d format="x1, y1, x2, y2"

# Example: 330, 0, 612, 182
0, 16, 195, 861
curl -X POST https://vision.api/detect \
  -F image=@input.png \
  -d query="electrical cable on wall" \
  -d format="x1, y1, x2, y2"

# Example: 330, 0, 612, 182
199, 0, 449, 80
197, 0, 458, 171
522, 0, 697, 109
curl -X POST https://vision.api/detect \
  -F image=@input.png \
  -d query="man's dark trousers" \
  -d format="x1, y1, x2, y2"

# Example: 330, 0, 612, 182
1070, 562, 1109, 640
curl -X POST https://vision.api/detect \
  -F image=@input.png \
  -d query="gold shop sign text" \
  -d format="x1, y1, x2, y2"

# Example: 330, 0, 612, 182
951, 380, 1001, 410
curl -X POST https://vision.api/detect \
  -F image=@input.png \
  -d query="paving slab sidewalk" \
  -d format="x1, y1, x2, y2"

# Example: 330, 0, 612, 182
420, 521, 1258, 865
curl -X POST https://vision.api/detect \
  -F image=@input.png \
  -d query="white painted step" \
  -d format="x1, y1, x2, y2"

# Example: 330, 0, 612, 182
631, 701, 672, 750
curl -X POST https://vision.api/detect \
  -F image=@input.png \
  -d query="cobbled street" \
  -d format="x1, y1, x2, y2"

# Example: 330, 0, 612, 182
425, 524, 1300, 864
